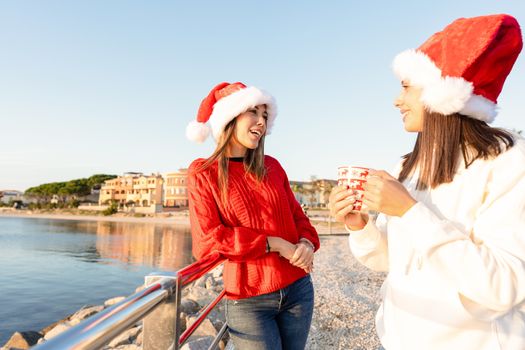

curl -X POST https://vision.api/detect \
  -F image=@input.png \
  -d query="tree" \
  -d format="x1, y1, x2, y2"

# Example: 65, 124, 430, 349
87, 174, 117, 189
25, 174, 117, 205
102, 201, 118, 216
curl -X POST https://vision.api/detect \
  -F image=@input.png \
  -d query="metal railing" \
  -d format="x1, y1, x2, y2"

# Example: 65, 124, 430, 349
33, 252, 227, 350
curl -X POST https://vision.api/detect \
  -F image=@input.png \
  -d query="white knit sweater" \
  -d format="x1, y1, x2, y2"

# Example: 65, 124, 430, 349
349, 138, 525, 350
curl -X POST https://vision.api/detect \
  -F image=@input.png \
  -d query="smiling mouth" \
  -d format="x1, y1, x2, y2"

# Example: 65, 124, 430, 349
250, 130, 262, 138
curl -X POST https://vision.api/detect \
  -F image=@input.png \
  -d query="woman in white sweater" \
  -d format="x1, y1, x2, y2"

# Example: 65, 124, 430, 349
330, 14, 525, 350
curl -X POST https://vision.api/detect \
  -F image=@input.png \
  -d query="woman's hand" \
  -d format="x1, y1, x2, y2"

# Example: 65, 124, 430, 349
267, 237, 314, 273
362, 170, 417, 217
267, 236, 296, 260
290, 240, 314, 271
328, 185, 368, 230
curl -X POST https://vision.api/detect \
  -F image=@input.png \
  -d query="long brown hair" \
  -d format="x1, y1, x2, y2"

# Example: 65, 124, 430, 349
197, 117, 267, 203
398, 111, 515, 190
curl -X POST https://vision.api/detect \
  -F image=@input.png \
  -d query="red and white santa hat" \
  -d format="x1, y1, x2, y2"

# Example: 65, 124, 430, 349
393, 14, 522, 123
186, 82, 277, 143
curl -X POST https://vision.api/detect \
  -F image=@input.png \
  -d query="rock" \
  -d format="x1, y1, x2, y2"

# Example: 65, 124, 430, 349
193, 275, 208, 288
3, 331, 43, 349
205, 277, 216, 290
224, 339, 235, 350
179, 312, 187, 332
180, 298, 201, 314
206, 307, 226, 331
186, 286, 219, 307
104, 296, 126, 307
180, 336, 214, 350
135, 330, 143, 346
212, 285, 224, 293
39, 313, 71, 335
185, 317, 217, 338
107, 326, 141, 348
69, 305, 104, 326
44, 323, 72, 340
211, 266, 223, 279
114, 344, 141, 350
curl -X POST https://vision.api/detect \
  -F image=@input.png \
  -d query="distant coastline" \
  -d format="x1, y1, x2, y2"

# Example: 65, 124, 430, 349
0, 209, 191, 226
0, 208, 346, 234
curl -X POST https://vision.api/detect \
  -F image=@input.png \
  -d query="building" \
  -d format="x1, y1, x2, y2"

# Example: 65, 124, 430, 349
99, 172, 163, 207
289, 179, 337, 207
0, 190, 24, 205
289, 181, 311, 205
163, 168, 189, 207
312, 179, 337, 207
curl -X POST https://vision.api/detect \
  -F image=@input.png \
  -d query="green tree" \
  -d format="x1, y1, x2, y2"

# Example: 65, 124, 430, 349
102, 201, 118, 216
25, 174, 117, 204
87, 174, 117, 189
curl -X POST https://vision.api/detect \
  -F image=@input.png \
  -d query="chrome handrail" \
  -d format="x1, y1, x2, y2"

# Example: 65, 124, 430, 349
32, 252, 227, 350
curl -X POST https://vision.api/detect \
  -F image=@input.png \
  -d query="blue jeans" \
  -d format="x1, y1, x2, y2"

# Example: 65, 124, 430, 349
226, 275, 314, 350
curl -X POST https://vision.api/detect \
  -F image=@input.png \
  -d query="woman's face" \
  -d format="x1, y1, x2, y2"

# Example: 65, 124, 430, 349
228, 104, 268, 157
394, 80, 425, 132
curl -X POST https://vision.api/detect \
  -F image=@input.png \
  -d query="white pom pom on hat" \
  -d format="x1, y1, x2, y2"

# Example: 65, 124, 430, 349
185, 120, 211, 144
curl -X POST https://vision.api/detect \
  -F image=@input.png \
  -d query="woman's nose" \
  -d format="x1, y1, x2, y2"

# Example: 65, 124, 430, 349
257, 117, 265, 126
394, 95, 402, 108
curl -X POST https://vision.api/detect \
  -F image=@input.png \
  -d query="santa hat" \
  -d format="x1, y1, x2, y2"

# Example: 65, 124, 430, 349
186, 82, 277, 143
393, 14, 522, 123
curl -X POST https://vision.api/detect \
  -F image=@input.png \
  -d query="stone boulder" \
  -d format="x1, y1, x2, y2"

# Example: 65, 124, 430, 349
180, 336, 214, 350
185, 317, 218, 338
107, 326, 142, 348
69, 305, 105, 326
180, 298, 201, 315
104, 296, 126, 307
43, 322, 72, 340
186, 286, 219, 307
2, 331, 42, 349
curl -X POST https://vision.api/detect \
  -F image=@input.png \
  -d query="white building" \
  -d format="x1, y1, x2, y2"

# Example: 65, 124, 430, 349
0, 190, 24, 205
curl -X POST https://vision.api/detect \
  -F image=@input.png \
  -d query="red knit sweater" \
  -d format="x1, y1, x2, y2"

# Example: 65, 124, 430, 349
188, 155, 320, 299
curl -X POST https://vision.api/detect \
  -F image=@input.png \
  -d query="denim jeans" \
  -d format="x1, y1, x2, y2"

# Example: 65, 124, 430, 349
226, 275, 314, 350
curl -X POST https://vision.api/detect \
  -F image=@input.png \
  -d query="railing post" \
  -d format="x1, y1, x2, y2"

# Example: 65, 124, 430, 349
173, 275, 182, 350
143, 272, 180, 350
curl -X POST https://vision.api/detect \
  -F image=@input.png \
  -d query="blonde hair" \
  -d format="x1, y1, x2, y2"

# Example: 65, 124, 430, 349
197, 117, 267, 203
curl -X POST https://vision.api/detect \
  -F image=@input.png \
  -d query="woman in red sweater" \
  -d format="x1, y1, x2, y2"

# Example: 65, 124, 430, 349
185, 82, 320, 349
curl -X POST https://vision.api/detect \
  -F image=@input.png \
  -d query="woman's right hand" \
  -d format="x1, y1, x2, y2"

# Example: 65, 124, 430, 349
329, 185, 368, 230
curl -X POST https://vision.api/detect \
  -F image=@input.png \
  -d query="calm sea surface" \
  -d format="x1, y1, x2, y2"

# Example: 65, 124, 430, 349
0, 216, 193, 345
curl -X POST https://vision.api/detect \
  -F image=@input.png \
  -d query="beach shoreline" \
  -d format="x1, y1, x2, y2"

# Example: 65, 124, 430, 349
0, 209, 347, 234
0, 210, 191, 226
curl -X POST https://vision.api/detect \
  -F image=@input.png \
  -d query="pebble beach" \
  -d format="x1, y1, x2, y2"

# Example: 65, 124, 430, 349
307, 234, 385, 350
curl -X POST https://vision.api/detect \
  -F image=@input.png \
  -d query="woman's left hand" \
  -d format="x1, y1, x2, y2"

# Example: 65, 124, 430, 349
290, 241, 314, 272
362, 169, 417, 217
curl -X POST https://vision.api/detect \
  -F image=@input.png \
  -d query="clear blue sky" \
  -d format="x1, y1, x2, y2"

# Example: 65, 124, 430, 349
1, 1, 524, 191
